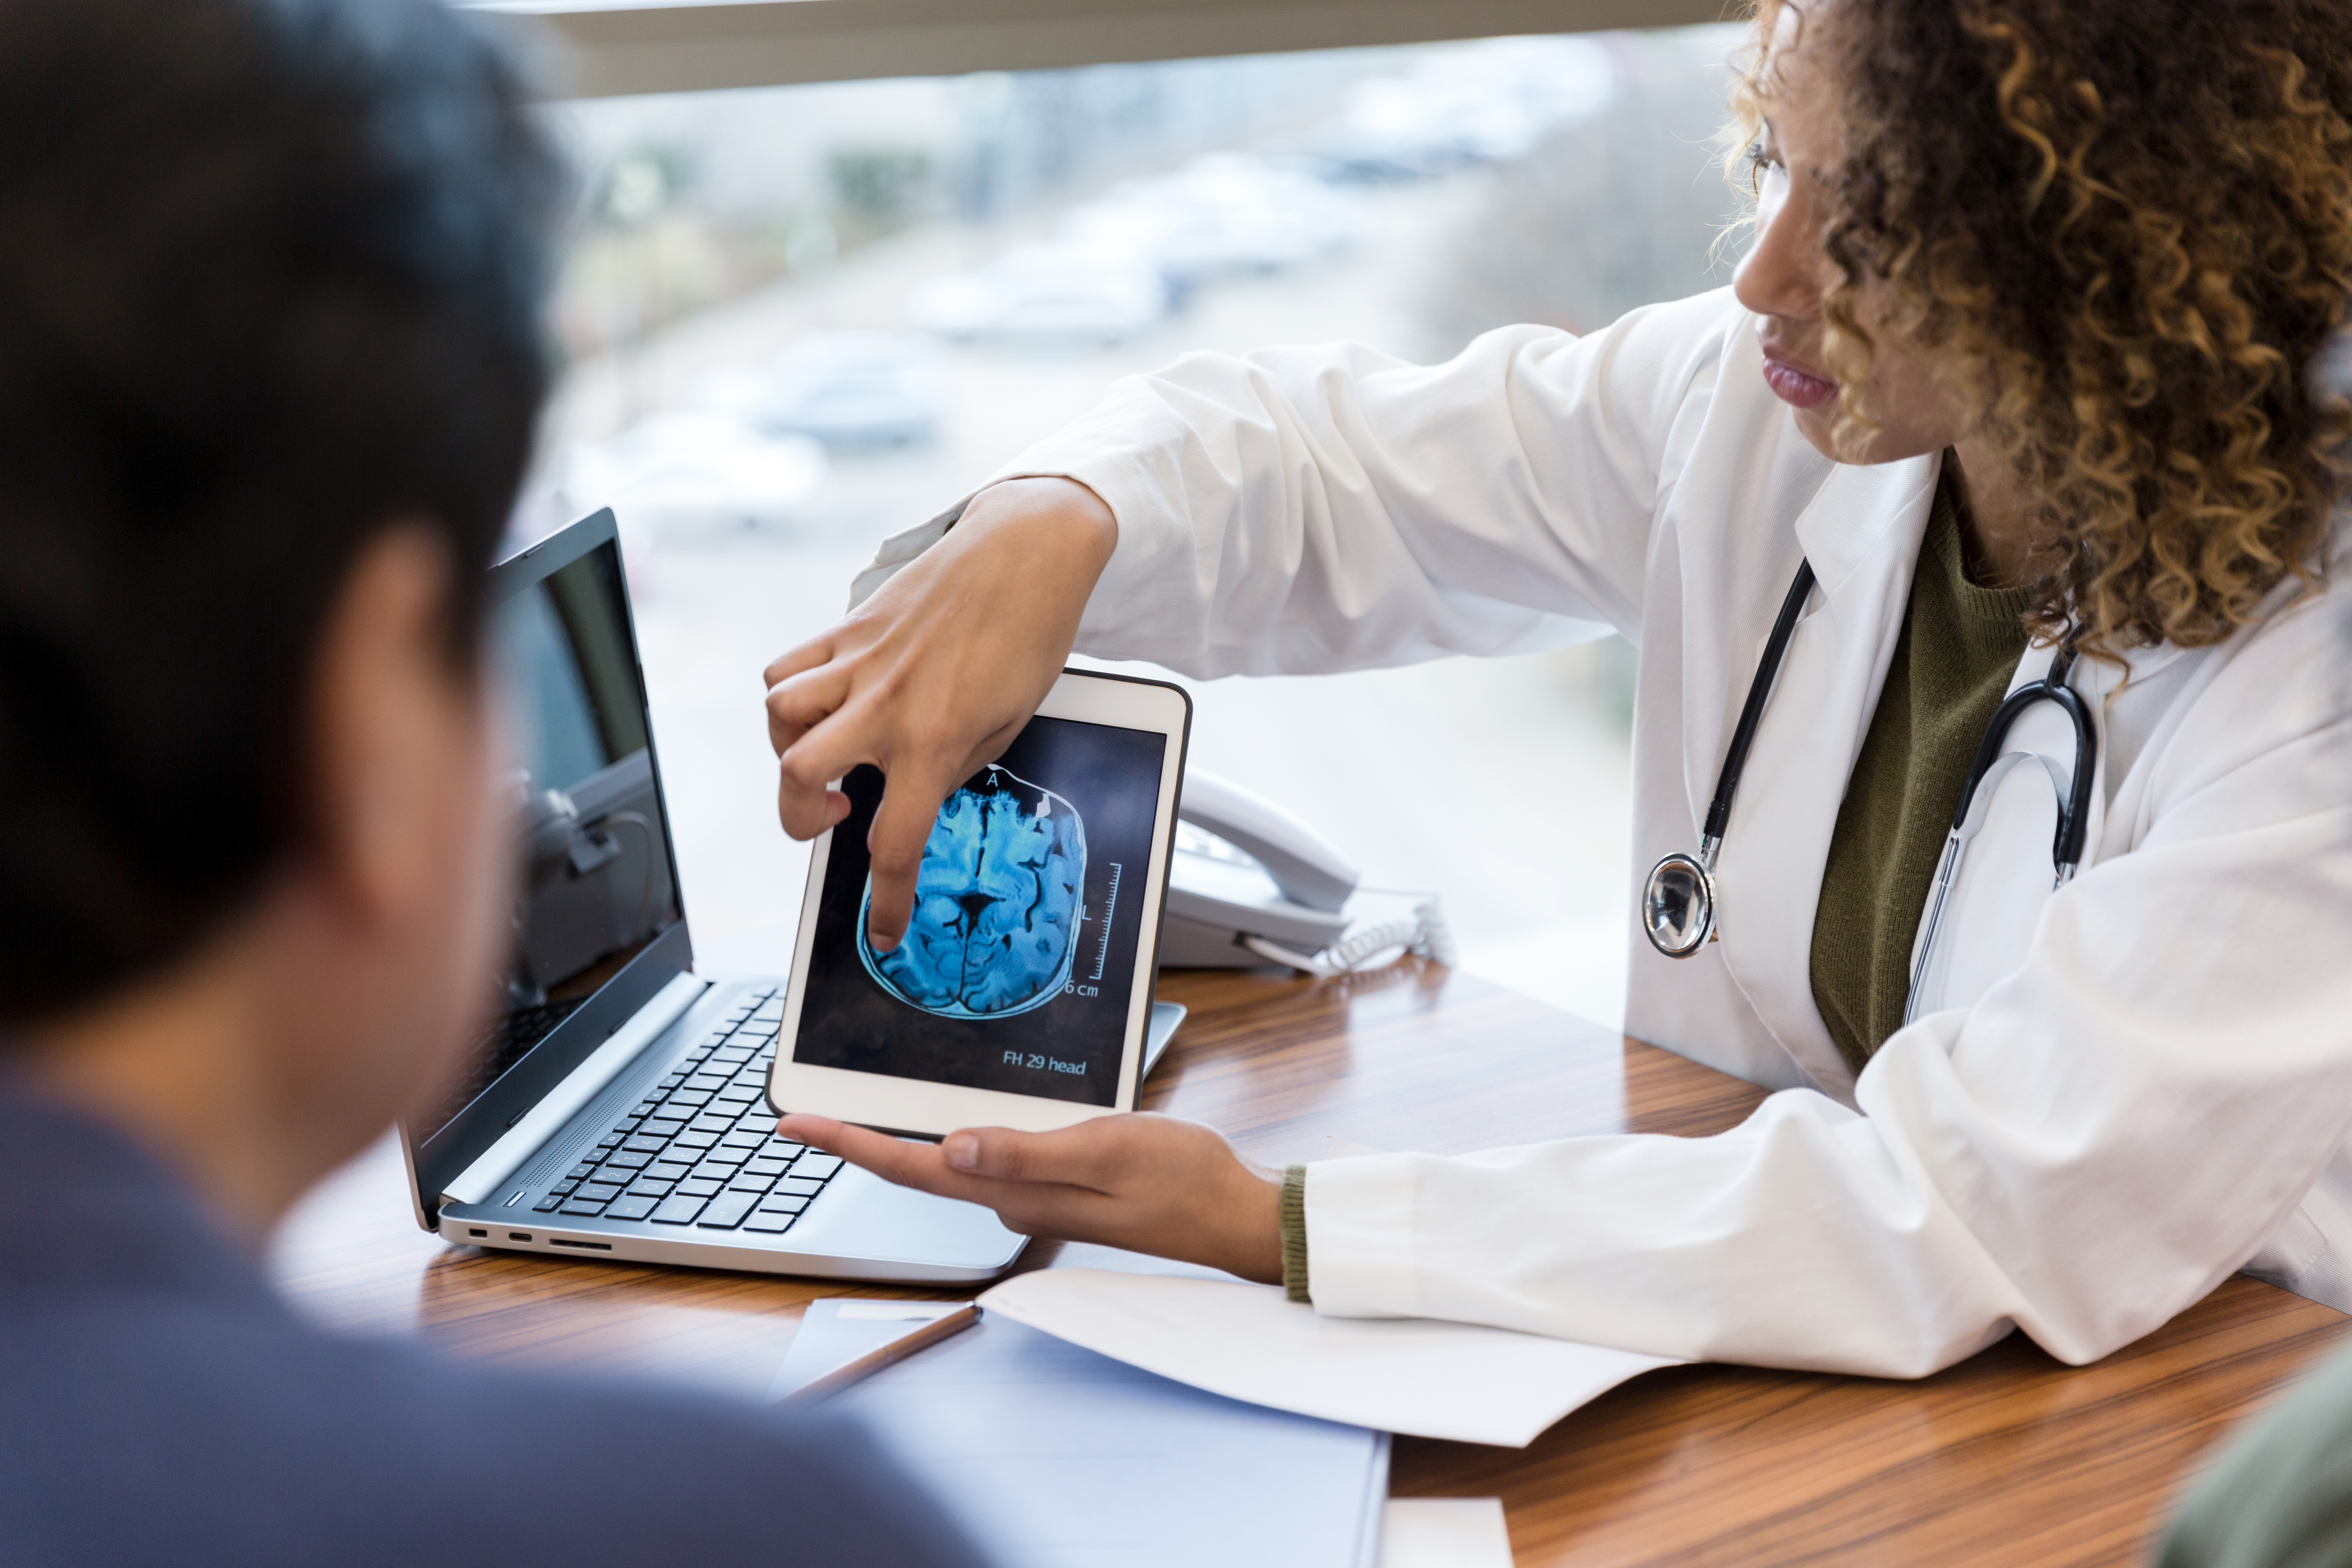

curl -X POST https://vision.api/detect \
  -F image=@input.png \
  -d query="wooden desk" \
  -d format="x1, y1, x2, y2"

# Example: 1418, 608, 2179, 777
270, 961, 2350, 1566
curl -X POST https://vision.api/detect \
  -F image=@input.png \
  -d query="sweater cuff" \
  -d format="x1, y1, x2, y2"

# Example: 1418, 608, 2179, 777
1280, 1163, 1312, 1303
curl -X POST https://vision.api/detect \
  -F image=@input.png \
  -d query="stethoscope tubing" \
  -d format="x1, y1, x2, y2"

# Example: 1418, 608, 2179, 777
1953, 646, 2097, 871
1703, 559, 1819, 854
1646, 556, 2097, 1028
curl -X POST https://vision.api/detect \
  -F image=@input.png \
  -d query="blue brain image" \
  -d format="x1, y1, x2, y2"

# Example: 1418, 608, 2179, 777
858, 765, 1086, 1020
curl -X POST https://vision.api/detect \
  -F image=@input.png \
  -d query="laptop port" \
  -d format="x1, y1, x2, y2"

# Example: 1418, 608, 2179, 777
508, 1232, 532, 1242
550, 1237, 612, 1251
466, 1228, 487, 1238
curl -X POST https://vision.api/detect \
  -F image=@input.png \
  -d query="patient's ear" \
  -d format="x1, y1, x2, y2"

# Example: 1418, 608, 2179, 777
303, 524, 474, 928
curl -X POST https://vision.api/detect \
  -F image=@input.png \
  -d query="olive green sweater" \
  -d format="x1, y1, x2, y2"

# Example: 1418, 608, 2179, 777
1807, 470, 2032, 1076
1278, 465, 2032, 1303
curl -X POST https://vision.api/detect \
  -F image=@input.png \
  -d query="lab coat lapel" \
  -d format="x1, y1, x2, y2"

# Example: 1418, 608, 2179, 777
1707, 454, 1939, 1097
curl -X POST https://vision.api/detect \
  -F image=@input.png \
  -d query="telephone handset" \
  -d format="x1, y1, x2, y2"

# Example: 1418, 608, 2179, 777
1159, 769, 1452, 976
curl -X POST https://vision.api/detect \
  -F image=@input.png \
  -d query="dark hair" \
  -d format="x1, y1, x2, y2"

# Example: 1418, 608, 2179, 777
1730, 0, 2352, 661
0, 0, 564, 1022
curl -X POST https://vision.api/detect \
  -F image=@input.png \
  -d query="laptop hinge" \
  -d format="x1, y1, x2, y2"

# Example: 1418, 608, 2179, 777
441, 971, 707, 1208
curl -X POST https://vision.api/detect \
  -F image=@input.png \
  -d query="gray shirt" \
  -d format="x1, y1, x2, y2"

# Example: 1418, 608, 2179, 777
2158, 1343, 2352, 1568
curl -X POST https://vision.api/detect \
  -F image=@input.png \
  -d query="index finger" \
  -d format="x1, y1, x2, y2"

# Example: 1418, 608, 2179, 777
861, 756, 963, 953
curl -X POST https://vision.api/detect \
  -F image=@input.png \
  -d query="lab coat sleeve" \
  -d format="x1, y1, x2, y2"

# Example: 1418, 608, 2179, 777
979, 288, 1742, 678
1305, 589, 2352, 1376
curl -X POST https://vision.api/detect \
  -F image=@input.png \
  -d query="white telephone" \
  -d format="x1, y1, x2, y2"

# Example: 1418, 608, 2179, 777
1159, 769, 1453, 977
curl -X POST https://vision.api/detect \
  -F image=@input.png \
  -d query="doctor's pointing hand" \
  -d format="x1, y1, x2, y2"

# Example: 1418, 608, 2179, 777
767, 0, 2352, 1376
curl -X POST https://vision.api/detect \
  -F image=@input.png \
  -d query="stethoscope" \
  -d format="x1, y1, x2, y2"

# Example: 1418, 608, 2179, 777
1641, 559, 2097, 1027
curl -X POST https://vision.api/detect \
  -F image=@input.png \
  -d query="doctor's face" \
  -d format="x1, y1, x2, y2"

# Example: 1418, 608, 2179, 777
1731, 1, 1969, 466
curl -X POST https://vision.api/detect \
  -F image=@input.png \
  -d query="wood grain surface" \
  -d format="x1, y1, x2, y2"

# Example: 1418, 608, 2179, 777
268, 960, 2351, 1565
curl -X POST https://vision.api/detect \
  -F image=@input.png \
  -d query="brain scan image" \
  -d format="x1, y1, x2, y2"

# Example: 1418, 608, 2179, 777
858, 765, 1086, 1020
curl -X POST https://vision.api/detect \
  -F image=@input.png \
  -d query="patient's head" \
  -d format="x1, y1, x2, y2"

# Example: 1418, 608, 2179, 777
0, 0, 562, 1214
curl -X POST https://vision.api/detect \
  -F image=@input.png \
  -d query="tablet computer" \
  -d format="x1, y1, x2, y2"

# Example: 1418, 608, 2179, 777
769, 669, 1192, 1137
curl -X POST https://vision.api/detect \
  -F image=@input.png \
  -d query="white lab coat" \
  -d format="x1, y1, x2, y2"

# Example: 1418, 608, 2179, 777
857, 286, 2352, 1376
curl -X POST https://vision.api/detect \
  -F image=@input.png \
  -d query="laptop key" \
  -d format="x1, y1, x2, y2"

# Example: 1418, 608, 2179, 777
727, 1172, 775, 1193
789, 1154, 844, 1180
604, 1150, 653, 1170
762, 1142, 807, 1162
719, 1131, 766, 1150
579, 1181, 625, 1201
606, 1195, 659, 1221
741, 1212, 796, 1234
567, 1163, 599, 1181
531, 1195, 565, 1212
648, 1160, 695, 1182
677, 1177, 725, 1197
621, 1135, 668, 1154
696, 1192, 760, 1229
755, 1194, 808, 1214
650, 1195, 708, 1224
772, 1177, 824, 1198
744, 1158, 792, 1177
642, 1117, 687, 1137
559, 1199, 608, 1216
626, 1176, 674, 1197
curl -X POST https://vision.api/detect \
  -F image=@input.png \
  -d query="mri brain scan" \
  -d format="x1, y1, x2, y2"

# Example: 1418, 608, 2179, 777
859, 766, 1086, 1019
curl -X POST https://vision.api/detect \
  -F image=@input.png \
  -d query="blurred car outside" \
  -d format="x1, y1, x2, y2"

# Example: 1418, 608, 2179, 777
909, 242, 1171, 346
694, 331, 948, 450
1058, 152, 1367, 291
559, 410, 829, 540
1275, 35, 1618, 182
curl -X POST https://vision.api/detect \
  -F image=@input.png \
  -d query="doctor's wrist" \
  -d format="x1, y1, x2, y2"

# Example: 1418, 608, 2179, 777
960, 476, 1118, 570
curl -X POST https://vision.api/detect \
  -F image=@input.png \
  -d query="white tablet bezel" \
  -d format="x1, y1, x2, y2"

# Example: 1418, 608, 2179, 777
768, 669, 1192, 1137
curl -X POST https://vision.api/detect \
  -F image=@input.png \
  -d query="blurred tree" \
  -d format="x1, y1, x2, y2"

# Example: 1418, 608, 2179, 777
827, 146, 932, 227
1419, 35, 1744, 356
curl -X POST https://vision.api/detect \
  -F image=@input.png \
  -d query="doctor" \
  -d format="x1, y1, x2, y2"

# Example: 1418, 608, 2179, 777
768, 0, 2352, 1377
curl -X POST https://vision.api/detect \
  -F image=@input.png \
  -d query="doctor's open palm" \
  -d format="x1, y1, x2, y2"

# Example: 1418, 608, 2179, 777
775, 1111, 1287, 1283
762, 476, 1118, 953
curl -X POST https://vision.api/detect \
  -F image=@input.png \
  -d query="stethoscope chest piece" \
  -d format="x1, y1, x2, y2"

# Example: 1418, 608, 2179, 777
1642, 847, 1718, 957
1644, 558, 1818, 963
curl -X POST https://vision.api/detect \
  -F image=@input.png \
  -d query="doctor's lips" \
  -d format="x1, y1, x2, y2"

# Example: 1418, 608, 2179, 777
1760, 345, 1838, 410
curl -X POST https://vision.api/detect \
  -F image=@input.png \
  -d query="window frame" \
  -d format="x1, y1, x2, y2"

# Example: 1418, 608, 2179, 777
478, 0, 1729, 99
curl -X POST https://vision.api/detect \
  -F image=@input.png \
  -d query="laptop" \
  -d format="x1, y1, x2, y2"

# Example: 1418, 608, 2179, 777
401, 508, 1183, 1282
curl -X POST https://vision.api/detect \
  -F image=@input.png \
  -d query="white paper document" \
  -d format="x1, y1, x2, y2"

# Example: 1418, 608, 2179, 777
978, 1269, 1680, 1447
1382, 1499, 1514, 1568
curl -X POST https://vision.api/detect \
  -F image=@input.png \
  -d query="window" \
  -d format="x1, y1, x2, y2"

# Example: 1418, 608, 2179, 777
523, 24, 1747, 1026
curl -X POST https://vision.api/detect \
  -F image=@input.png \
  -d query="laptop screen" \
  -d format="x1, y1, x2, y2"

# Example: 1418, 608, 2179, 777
409, 522, 686, 1154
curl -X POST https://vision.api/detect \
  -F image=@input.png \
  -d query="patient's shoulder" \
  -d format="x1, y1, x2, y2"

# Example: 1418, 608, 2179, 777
0, 1290, 979, 1567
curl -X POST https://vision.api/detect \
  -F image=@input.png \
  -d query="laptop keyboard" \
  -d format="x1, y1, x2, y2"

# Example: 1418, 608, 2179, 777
530, 988, 843, 1236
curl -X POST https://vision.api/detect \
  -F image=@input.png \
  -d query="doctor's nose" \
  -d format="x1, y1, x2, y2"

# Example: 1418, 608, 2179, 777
1732, 187, 1825, 324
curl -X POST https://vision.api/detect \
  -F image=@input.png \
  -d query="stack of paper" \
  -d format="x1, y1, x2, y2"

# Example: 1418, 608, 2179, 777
978, 1268, 1679, 1448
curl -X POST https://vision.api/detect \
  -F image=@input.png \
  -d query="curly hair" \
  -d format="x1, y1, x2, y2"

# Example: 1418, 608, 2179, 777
1728, 0, 2352, 657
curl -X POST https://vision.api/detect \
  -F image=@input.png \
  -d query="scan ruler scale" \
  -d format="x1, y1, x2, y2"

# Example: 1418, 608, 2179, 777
1089, 863, 1122, 984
